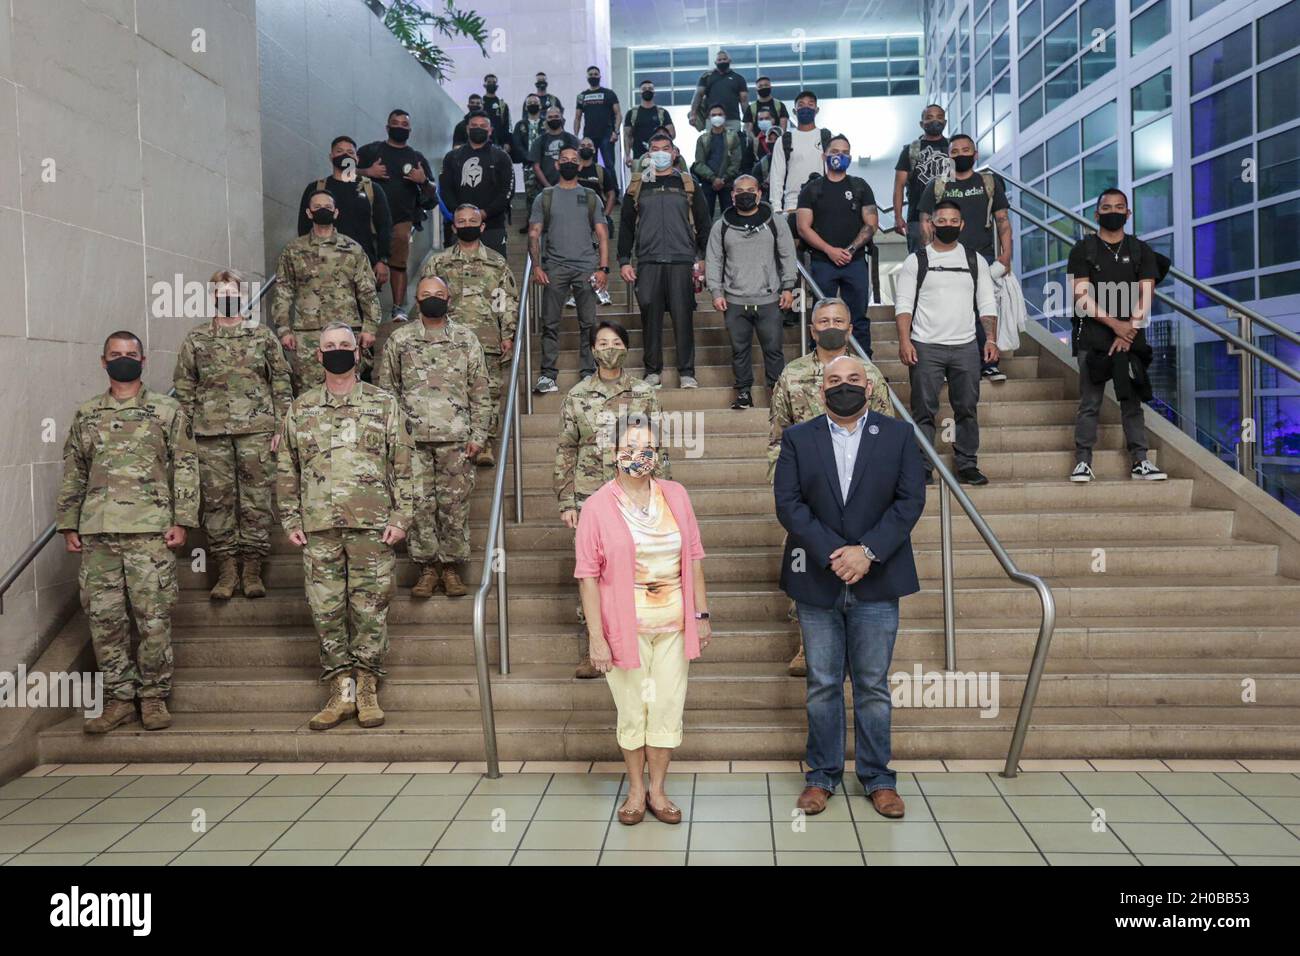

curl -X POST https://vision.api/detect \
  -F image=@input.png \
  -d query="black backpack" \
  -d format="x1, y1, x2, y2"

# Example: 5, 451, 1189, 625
912, 243, 981, 320
717, 205, 784, 286
780, 127, 833, 199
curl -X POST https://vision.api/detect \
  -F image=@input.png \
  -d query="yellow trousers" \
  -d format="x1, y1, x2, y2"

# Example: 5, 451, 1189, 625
605, 630, 689, 750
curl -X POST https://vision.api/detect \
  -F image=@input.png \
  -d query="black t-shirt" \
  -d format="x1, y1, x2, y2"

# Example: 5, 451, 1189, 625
797, 175, 876, 263
1067, 235, 1160, 352
575, 87, 619, 136
528, 131, 579, 185
296, 176, 393, 265
481, 95, 510, 141
625, 103, 668, 157
576, 163, 612, 199
699, 69, 748, 121
917, 172, 1008, 259
744, 97, 789, 128
894, 136, 950, 222
356, 141, 434, 224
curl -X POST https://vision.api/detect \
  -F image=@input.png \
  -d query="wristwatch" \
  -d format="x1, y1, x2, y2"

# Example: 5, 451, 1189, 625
861, 545, 877, 563
598, 266, 610, 273
694, 611, 710, 620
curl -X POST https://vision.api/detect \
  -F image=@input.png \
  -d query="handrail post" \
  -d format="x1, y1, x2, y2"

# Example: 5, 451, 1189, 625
799, 277, 809, 357
524, 283, 535, 414
939, 482, 956, 672
471, 593, 502, 779
496, 515, 510, 676
512, 390, 524, 523
1235, 309, 1256, 482
1001, 582, 1058, 778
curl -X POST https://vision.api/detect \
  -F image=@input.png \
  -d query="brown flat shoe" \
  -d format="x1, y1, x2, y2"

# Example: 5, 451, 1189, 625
617, 796, 646, 825
795, 785, 832, 815
869, 788, 906, 818
647, 796, 682, 825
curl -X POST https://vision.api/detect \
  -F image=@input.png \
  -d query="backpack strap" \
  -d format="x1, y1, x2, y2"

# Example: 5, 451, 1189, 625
932, 174, 948, 203
907, 138, 921, 170
719, 219, 730, 283
912, 245, 980, 319
541, 186, 553, 232
317, 177, 378, 240
912, 247, 929, 318
979, 170, 997, 230
965, 244, 981, 319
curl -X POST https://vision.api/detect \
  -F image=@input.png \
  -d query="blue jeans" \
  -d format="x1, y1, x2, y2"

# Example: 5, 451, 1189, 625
807, 257, 871, 357
797, 591, 899, 794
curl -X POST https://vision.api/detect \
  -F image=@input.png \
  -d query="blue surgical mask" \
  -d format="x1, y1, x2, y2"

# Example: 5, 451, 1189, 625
649, 150, 672, 170
826, 153, 851, 173
757, 119, 773, 133
795, 106, 816, 125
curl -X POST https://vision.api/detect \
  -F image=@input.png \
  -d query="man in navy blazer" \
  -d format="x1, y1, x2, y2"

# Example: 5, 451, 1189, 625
775, 354, 926, 818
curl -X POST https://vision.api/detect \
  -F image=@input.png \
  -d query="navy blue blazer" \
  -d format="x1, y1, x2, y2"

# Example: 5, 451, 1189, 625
774, 411, 927, 608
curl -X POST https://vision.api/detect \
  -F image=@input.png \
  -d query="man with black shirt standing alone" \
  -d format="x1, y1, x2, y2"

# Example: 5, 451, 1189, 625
797, 135, 878, 355
440, 111, 514, 257
298, 136, 393, 293
623, 79, 674, 167
574, 66, 621, 175
892, 104, 950, 254
481, 73, 512, 157
1067, 188, 1167, 483
358, 110, 437, 321
691, 50, 748, 133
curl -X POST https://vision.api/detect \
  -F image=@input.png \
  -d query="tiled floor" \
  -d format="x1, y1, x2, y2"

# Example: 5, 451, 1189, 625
3, 761, 1300, 865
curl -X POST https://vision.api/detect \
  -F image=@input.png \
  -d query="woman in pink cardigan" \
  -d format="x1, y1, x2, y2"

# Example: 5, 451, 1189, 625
574, 421, 710, 826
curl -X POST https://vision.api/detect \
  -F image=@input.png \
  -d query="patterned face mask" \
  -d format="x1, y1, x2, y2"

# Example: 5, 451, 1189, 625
616, 447, 656, 477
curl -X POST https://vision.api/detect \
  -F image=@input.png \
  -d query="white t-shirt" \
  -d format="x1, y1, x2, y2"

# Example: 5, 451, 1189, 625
768, 127, 826, 213
895, 243, 998, 346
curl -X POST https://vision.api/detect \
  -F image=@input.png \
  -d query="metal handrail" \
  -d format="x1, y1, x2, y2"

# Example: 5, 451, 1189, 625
469, 253, 537, 780
1000, 171, 1300, 350
0, 274, 280, 614
795, 263, 1057, 779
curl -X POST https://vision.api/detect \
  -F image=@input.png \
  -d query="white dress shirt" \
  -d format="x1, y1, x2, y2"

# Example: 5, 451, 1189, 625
827, 412, 868, 503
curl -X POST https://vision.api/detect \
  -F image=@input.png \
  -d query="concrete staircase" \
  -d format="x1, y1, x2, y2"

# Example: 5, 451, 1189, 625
32, 204, 1300, 766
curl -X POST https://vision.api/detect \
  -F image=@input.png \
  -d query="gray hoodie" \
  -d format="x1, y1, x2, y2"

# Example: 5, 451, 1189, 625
705, 203, 798, 306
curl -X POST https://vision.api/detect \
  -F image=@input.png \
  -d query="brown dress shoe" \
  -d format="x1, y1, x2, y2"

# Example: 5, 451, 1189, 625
869, 788, 906, 818
787, 647, 807, 677
647, 796, 682, 825
795, 786, 832, 814
475, 447, 496, 468
617, 796, 646, 825
441, 562, 468, 597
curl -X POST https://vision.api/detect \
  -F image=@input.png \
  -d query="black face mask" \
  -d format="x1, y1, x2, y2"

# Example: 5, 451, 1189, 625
588, 76, 601, 87
547, 118, 564, 130
733, 193, 758, 211
1098, 211, 1127, 231
455, 225, 482, 243
757, 87, 771, 97
535, 81, 548, 91
642, 90, 654, 101
715, 61, 730, 72
105, 356, 142, 383
320, 349, 357, 374
386, 125, 410, 143
824, 383, 867, 417
467, 127, 489, 145
934, 224, 962, 244
309, 208, 335, 225
578, 147, 596, 160
558, 161, 580, 180
484, 83, 497, 93
923, 120, 945, 136
952, 154, 976, 173
527, 103, 541, 114
330, 154, 352, 170
418, 297, 449, 319
215, 296, 241, 317
815, 327, 847, 351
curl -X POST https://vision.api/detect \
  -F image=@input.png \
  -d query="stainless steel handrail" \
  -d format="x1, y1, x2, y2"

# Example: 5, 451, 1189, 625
0, 274, 280, 614
795, 263, 1057, 778
469, 253, 538, 779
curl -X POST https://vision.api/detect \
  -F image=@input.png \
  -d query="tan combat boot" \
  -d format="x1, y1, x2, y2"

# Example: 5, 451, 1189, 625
241, 556, 267, 599
441, 562, 468, 597
83, 698, 138, 734
411, 563, 439, 599
788, 647, 807, 678
140, 697, 173, 730
475, 447, 496, 468
355, 670, 385, 728
308, 672, 357, 731
209, 557, 239, 600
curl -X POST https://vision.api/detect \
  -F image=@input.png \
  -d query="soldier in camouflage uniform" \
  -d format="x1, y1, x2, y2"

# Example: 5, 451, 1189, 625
272, 189, 381, 395
378, 274, 491, 599
277, 323, 416, 731
555, 320, 671, 678
174, 270, 293, 602
769, 297, 893, 676
420, 204, 519, 468
56, 331, 201, 734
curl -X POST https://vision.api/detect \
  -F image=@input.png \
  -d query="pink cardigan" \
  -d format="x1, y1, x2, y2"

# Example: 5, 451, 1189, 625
573, 478, 706, 669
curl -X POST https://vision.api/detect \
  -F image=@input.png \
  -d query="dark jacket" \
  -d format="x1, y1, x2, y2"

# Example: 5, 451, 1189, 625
297, 175, 393, 265
775, 412, 926, 608
617, 170, 712, 266
1086, 338, 1154, 402
438, 143, 514, 228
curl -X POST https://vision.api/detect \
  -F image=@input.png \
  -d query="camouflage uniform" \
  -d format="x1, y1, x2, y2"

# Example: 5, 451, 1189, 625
173, 321, 293, 561
271, 229, 381, 394
377, 319, 490, 565
276, 381, 415, 679
767, 350, 893, 482
56, 388, 201, 701
421, 243, 519, 445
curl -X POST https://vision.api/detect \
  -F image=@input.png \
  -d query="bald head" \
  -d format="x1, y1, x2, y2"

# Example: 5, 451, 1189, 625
823, 354, 867, 385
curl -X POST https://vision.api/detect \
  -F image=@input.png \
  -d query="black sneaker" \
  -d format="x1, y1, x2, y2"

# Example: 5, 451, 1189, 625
957, 467, 989, 485
1131, 459, 1167, 481
981, 365, 1007, 382
731, 389, 753, 410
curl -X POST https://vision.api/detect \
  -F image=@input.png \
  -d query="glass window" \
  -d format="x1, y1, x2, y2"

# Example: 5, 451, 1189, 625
976, 8, 992, 51
1081, 40, 1116, 85
1260, 269, 1300, 299
994, 73, 1012, 117
891, 37, 921, 57
852, 81, 890, 98
1191, 0, 1229, 19
851, 38, 889, 58
1131, 0, 1169, 56
995, 114, 1014, 153
1134, 174, 1173, 232
1048, 161, 1082, 209
890, 80, 921, 96
674, 48, 709, 67
1259, 198, 1300, 268
1045, 61, 1079, 112
1083, 100, 1116, 149
1020, 41, 1044, 91
1047, 124, 1080, 169
976, 49, 992, 90
992, 33, 1010, 76
1082, 142, 1118, 201
893, 59, 922, 77
1194, 211, 1255, 277
1191, 78, 1253, 156
993, 0, 1010, 34
727, 46, 758, 66
1190, 25, 1251, 96
1259, 0, 1300, 63
1258, 55, 1300, 132
1020, 87, 1045, 129
1044, 0, 1074, 26
978, 130, 994, 157
1022, 228, 1047, 272
852, 61, 889, 79
801, 63, 838, 82
1044, 14, 1079, 74
1131, 69, 1171, 124
1133, 114, 1173, 178
1194, 277, 1255, 309
1022, 143, 1046, 181
1259, 126, 1300, 202
1018, 0, 1042, 47
802, 41, 838, 60
1079, 0, 1116, 39
977, 92, 994, 134
1192, 145, 1254, 219
633, 70, 671, 88
633, 50, 671, 70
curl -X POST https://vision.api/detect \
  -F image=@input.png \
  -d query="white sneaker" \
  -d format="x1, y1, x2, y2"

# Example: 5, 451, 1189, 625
1070, 462, 1094, 483
565, 295, 576, 308
391, 306, 408, 322
1131, 459, 1167, 480
596, 288, 612, 306
643, 373, 661, 388
532, 375, 559, 394
679, 375, 699, 389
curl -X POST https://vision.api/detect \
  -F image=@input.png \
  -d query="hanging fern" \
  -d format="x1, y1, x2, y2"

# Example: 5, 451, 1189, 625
378, 0, 489, 81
